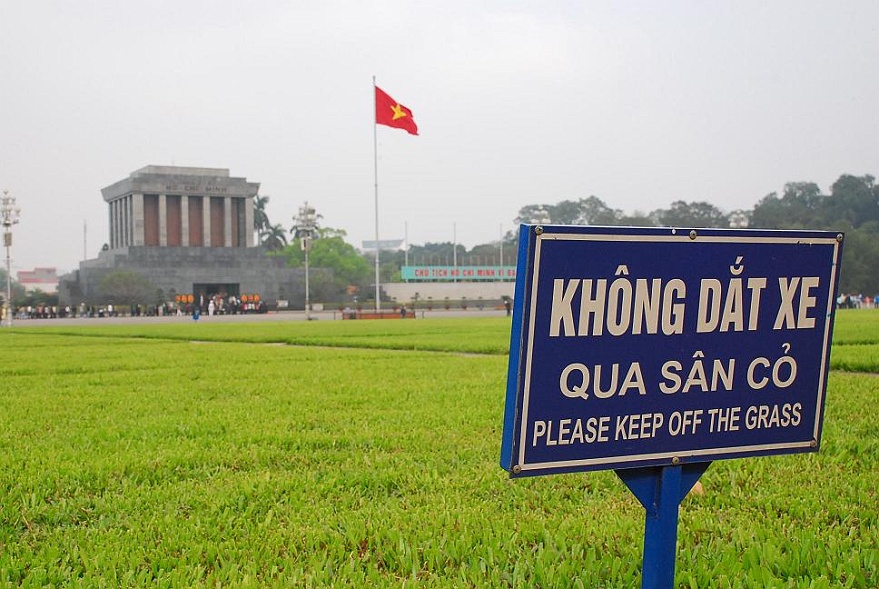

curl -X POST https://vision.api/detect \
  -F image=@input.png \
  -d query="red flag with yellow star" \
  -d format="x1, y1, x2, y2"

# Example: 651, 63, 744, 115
375, 86, 418, 135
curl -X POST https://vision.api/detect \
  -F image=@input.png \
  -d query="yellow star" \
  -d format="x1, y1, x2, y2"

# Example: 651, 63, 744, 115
390, 104, 407, 120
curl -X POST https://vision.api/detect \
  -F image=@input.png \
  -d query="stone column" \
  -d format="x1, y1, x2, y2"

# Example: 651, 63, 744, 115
181, 195, 190, 246
132, 193, 145, 246
115, 200, 121, 248
224, 197, 233, 247
159, 194, 168, 247
108, 200, 116, 249
115, 198, 122, 248
124, 195, 131, 247
244, 195, 255, 247
115, 199, 122, 247
202, 196, 211, 247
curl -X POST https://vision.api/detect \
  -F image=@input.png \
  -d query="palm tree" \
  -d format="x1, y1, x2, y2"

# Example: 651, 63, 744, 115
253, 195, 271, 243
262, 223, 288, 252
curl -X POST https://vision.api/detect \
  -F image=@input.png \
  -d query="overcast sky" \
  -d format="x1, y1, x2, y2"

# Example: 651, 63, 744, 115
1, 0, 877, 274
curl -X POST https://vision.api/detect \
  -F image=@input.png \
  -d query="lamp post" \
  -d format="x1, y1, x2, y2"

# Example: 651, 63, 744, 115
1, 190, 22, 328
295, 201, 317, 320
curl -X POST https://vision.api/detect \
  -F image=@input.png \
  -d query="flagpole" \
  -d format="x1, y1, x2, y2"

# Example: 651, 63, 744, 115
373, 76, 381, 312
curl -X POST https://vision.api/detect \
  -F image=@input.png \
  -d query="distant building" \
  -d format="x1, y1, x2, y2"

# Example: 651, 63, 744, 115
18, 267, 59, 293
60, 166, 304, 309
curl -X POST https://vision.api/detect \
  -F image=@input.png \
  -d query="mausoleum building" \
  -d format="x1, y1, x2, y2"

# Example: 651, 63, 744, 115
103, 165, 256, 250
60, 166, 304, 310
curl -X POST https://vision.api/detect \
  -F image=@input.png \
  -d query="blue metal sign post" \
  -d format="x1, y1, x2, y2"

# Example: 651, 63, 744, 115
501, 225, 843, 587
616, 463, 710, 588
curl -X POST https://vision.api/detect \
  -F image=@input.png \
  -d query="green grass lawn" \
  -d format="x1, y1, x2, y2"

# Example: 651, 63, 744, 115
0, 314, 876, 587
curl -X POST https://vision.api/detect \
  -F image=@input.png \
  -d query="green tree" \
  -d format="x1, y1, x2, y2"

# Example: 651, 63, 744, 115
0, 267, 26, 309
514, 204, 553, 225
575, 196, 623, 225
749, 192, 787, 229
515, 197, 625, 227
655, 201, 730, 228
469, 242, 504, 265
21, 289, 59, 309
408, 242, 462, 266
822, 174, 878, 229
838, 222, 879, 295
262, 223, 288, 251
745, 174, 879, 294
750, 182, 824, 229
504, 174, 878, 292
618, 211, 656, 227
253, 195, 271, 243
278, 228, 371, 298
548, 200, 581, 224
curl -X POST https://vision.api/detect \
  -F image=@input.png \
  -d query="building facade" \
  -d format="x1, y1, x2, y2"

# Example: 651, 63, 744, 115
103, 165, 256, 250
60, 166, 304, 309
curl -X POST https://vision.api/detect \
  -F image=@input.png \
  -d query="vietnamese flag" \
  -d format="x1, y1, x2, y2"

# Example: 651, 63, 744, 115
375, 86, 418, 135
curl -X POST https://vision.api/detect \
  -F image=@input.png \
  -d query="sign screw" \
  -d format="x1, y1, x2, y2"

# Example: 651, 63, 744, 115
810, 438, 818, 448
535, 226, 544, 236
512, 465, 522, 474
689, 230, 697, 240
836, 233, 843, 242
671, 456, 680, 465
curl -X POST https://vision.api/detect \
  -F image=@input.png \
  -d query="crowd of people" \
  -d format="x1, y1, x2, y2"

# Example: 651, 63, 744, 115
8, 294, 268, 320
6, 292, 872, 321
180, 293, 267, 318
12, 302, 176, 319
836, 293, 878, 309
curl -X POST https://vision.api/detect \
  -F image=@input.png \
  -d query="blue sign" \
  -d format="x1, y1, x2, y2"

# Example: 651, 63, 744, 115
501, 225, 844, 477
